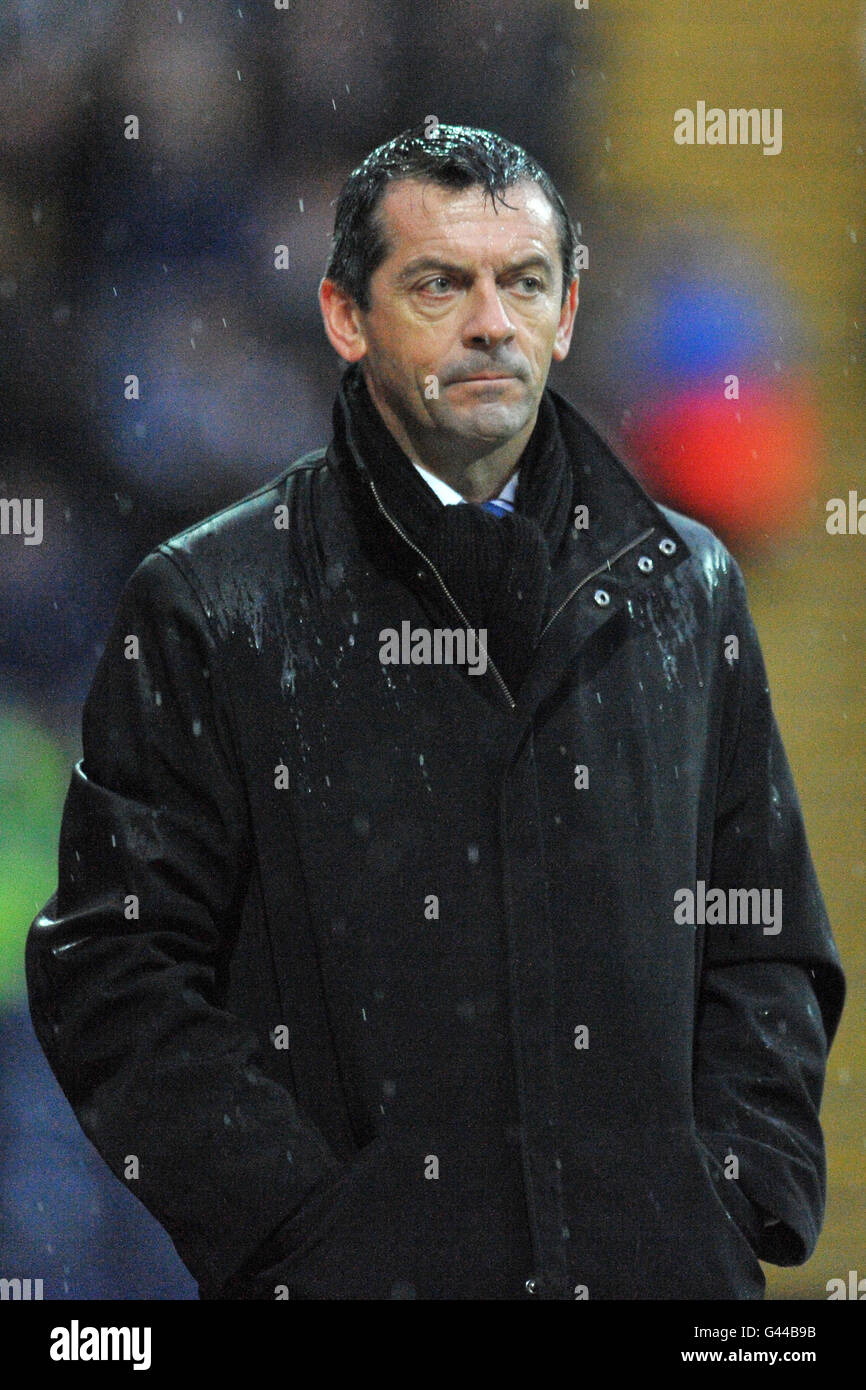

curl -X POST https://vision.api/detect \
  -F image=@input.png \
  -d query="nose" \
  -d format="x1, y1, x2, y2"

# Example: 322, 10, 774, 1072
462, 275, 515, 348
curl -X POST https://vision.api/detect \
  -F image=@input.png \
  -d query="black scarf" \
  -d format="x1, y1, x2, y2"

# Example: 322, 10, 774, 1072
331, 362, 575, 698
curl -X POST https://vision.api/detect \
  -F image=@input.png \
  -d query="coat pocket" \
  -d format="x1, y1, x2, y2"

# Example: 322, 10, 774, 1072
217, 1131, 404, 1300
215, 1124, 533, 1300
692, 1129, 766, 1256
558, 1123, 766, 1297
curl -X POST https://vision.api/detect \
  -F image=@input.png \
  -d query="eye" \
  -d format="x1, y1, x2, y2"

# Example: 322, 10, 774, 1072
419, 276, 454, 296
515, 276, 543, 294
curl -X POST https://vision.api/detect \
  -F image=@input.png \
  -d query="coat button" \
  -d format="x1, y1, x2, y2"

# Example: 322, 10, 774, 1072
525, 1277, 539, 1295
593, 588, 610, 606
658, 537, 677, 555
637, 555, 653, 573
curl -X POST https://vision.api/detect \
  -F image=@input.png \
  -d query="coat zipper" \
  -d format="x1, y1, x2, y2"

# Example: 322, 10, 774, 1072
367, 474, 517, 711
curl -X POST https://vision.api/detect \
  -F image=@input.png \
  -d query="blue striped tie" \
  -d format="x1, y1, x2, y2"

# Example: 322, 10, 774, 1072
479, 498, 515, 518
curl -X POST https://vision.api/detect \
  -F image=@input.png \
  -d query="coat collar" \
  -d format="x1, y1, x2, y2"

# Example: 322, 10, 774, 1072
543, 386, 689, 602
507, 387, 693, 726
321, 371, 694, 721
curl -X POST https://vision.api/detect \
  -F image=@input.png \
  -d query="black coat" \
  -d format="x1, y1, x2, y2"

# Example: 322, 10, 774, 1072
26, 371, 845, 1300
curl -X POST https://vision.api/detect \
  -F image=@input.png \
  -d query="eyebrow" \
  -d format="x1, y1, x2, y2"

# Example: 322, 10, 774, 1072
395, 253, 556, 285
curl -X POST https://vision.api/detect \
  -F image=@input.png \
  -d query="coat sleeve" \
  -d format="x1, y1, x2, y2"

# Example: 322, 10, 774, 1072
25, 547, 346, 1295
692, 552, 846, 1266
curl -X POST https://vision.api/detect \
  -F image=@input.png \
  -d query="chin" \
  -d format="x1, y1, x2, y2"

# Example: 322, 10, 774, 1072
458, 405, 528, 440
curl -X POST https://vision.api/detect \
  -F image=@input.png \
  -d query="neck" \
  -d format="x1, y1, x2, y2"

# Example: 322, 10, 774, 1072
363, 370, 535, 503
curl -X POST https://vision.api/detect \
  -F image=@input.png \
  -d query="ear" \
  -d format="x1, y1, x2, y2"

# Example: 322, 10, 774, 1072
552, 275, 579, 363
319, 278, 368, 363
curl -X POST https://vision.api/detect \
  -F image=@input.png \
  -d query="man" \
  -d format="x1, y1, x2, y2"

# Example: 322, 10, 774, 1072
27, 125, 845, 1300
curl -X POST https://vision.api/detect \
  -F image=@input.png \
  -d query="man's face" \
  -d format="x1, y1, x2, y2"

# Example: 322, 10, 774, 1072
337, 178, 578, 455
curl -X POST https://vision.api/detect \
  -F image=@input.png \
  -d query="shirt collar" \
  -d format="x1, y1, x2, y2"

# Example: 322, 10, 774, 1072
412, 461, 519, 508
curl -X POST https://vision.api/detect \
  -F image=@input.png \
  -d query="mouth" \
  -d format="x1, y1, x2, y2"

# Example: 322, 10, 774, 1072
450, 374, 515, 384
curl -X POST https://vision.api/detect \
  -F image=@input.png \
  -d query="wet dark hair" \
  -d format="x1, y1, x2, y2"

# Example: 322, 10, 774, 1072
324, 123, 579, 311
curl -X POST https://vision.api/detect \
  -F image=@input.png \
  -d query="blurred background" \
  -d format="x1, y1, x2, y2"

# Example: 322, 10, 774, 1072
0, 0, 862, 1298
